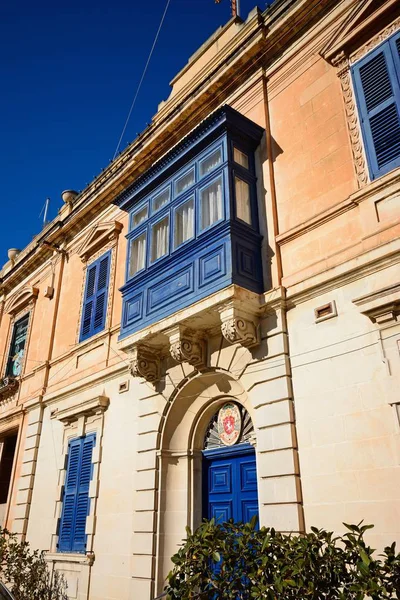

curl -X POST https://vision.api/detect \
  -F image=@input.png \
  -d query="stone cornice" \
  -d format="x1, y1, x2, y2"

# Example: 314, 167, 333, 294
50, 395, 109, 424
353, 283, 400, 325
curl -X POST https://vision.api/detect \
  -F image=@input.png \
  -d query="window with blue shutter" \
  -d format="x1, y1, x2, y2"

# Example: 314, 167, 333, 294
58, 434, 96, 553
80, 251, 111, 342
352, 31, 400, 180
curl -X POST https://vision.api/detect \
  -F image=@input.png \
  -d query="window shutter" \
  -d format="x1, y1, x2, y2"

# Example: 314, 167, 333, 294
73, 435, 95, 552
93, 254, 110, 333
58, 434, 95, 553
80, 252, 111, 341
58, 439, 81, 552
352, 37, 400, 179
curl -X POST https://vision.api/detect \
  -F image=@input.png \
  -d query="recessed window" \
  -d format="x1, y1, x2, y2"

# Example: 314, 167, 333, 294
200, 176, 223, 231
6, 314, 29, 377
233, 147, 249, 169
131, 205, 148, 229
175, 168, 195, 196
199, 148, 222, 177
0, 432, 18, 504
174, 198, 194, 248
235, 176, 251, 225
129, 232, 147, 277
151, 216, 170, 262
153, 187, 170, 212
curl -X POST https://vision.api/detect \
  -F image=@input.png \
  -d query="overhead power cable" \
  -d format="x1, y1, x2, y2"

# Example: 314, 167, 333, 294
113, 0, 172, 159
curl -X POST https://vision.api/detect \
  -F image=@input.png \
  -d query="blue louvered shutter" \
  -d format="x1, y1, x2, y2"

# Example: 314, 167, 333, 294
58, 434, 96, 553
352, 32, 400, 179
73, 435, 95, 552
80, 252, 111, 341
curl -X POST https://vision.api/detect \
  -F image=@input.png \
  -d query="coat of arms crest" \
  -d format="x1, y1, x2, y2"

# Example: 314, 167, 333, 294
217, 403, 241, 446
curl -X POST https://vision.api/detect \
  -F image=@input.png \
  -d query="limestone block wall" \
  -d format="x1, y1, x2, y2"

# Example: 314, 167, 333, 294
288, 263, 400, 551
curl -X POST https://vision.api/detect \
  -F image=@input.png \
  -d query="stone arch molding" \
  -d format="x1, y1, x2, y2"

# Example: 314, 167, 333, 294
154, 369, 255, 593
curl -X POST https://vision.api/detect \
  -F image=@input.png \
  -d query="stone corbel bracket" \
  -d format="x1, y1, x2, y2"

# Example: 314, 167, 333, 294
353, 283, 400, 326
219, 302, 260, 348
130, 345, 161, 383
166, 325, 206, 368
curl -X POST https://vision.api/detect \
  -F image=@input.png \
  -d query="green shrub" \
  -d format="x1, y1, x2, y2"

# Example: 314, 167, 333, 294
165, 519, 400, 599
0, 528, 68, 600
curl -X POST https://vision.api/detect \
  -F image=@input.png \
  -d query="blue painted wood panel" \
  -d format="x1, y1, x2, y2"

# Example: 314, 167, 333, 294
115, 106, 264, 339
203, 445, 259, 526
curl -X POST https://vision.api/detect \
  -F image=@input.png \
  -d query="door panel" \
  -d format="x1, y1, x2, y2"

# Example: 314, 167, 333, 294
203, 445, 258, 524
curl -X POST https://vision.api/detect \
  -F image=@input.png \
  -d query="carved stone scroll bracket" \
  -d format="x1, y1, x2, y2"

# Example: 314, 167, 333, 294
331, 51, 369, 189
219, 304, 260, 348
129, 345, 161, 383
166, 326, 206, 368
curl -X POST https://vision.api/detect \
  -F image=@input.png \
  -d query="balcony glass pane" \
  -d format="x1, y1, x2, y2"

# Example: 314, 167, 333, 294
200, 177, 223, 230
175, 168, 195, 196
131, 205, 148, 229
175, 198, 194, 248
235, 176, 251, 225
151, 216, 169, 262
199, 148, 222, 177
233, 147, 249, 169
153, 187, 170, 212
129, 232, 147, 277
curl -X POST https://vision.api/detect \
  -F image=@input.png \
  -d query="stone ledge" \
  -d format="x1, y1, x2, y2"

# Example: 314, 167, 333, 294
50, 395, 109, 424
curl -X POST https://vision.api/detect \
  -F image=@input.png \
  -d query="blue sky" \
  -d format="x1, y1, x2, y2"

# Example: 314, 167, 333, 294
0, 0, 263, 261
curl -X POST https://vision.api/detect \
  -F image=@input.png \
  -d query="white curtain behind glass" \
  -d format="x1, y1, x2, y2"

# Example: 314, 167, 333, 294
175, 199, 194, 247
201, 179, 223, 230
152, 218, 169, 261
129, 233, 146, 277
235, 177, 251, 225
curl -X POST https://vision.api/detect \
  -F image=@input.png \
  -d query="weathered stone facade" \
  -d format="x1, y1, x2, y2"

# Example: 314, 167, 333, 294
0, 1, 399, 599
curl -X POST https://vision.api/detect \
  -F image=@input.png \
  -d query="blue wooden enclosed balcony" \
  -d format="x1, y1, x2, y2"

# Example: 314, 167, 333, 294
114, 106, 264, 342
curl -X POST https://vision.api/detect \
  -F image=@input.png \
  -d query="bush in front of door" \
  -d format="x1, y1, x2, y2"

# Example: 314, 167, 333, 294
164, 519, 400, 599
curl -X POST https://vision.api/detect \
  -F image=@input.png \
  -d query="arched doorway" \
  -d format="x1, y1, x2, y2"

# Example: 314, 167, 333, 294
202, 403, 258, 525
156, 372, 259, 591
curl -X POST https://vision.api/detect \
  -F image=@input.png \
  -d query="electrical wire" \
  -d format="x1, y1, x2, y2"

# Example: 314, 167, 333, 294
112, 0, 172, 159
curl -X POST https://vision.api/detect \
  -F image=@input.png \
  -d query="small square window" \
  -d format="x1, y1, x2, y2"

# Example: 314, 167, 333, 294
153, 187, 170, 212
175, 168, 195, 196
235, 176, 251, 225
151, 216, 170, 262
129, 232, 147, 277
200, 176, 223, 231
174, 198, 194, 248
234, 147, 249, 169
131, 205, 148, 229
199, 148, 222, 177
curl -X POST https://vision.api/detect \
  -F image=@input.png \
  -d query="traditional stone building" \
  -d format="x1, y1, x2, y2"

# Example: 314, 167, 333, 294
0, 0, 399, 598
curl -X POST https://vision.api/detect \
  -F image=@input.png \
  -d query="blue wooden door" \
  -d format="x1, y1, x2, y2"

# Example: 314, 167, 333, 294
203, 445, 258, 524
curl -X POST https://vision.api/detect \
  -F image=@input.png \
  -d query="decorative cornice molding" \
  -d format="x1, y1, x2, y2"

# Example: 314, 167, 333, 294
5, 286, 39, 316
129, 345, 161, 383
166, 326, 206, 368
349, 15, 400, 64
219, 303, 260, 348
78, 221, 123, 262
353, 282, 400, 325
50, 395, 109, 424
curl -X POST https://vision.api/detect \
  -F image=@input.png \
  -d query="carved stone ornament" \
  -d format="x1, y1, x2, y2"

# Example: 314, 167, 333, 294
129, 345, 160, 383
0, 377, 19, 399
220, 304, 259, 348
167, 326, 206, 368
332, 51, 368, 188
